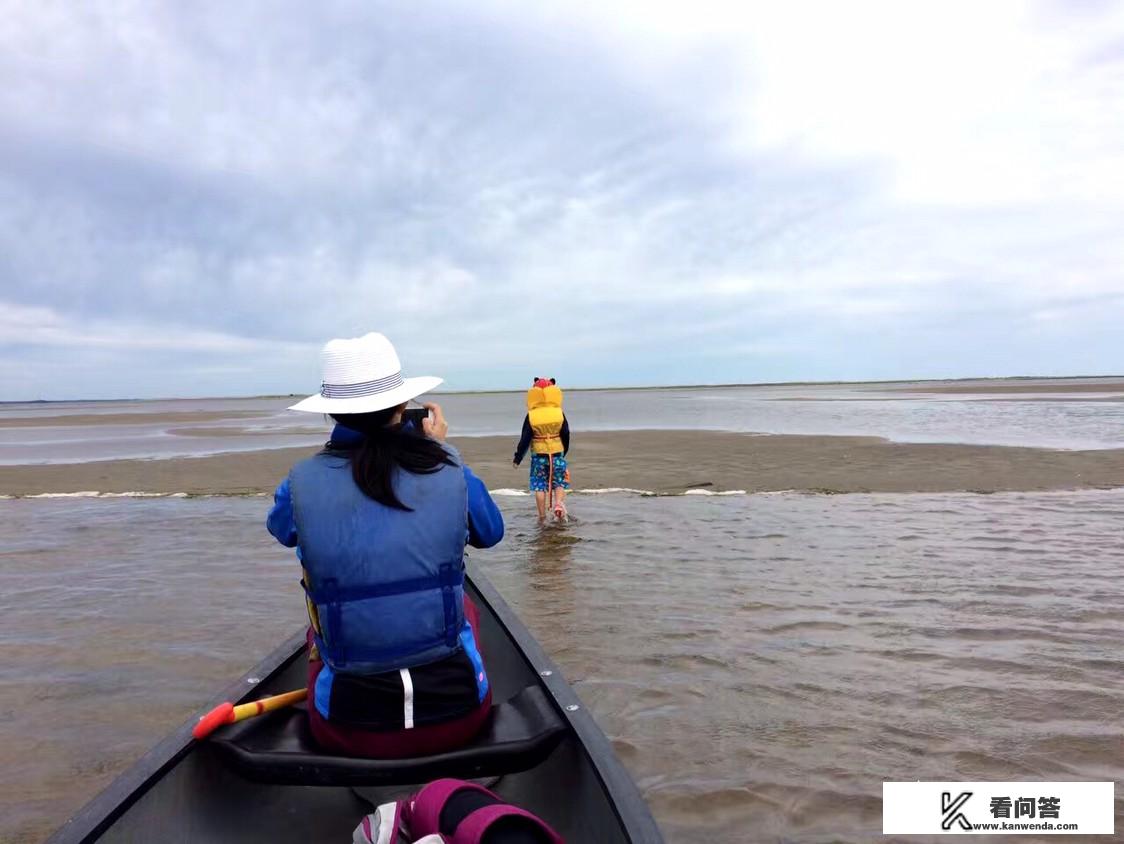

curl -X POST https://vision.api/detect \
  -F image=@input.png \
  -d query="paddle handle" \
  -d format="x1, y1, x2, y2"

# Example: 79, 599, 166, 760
192, 688, 307, 740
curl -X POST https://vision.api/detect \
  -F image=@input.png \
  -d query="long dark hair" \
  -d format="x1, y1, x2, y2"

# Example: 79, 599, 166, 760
327, 407, 454, 511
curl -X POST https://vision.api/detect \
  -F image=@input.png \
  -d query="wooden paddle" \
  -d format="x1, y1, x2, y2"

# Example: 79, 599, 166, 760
192, 688, 307, 740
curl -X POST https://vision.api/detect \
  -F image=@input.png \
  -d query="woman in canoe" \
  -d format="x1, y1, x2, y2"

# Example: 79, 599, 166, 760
266, 332, 503, 758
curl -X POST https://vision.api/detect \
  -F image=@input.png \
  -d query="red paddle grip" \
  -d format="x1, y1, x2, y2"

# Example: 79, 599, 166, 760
192, 701, 235, 740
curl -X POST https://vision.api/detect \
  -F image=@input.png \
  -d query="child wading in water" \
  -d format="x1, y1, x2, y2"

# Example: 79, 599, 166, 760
513, 378, 571, 522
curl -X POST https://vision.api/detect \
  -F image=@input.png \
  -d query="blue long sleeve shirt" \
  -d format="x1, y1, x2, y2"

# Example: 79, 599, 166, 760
266, 424, 504, 551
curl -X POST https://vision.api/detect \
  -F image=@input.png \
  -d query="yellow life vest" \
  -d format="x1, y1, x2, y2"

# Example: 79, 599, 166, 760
527, 385, 564, 454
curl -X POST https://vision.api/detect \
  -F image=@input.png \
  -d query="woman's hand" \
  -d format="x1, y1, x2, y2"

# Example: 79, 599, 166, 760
421, 402, 448, 442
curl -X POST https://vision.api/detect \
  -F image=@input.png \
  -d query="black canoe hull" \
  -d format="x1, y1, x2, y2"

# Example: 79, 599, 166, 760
48, 562, 663, 843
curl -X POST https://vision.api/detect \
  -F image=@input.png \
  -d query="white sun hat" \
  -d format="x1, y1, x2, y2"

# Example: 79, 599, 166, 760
288, 333, 443, 414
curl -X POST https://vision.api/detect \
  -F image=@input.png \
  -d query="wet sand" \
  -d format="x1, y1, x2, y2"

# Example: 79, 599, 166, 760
3, 430, 1123, 496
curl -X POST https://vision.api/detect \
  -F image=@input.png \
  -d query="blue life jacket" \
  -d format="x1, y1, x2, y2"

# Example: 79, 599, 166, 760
289, 446, 467, 674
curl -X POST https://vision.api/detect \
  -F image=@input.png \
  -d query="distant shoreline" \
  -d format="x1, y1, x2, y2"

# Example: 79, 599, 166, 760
3, 374, 1123, 405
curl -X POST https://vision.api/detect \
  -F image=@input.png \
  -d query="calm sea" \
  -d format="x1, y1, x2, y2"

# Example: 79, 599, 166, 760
2, 490, 1123, 842
3, 379, 1124, 466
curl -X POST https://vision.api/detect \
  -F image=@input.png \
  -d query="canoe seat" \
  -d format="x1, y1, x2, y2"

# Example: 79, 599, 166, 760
209, 686, 567, 786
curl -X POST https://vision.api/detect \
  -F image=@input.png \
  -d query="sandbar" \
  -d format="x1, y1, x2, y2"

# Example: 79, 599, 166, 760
2, 430, 1122, 497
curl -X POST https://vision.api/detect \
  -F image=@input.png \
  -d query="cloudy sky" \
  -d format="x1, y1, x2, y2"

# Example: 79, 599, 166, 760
2, 0, 1123, 399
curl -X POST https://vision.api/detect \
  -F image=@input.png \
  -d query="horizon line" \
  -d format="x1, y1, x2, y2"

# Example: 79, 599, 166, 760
2, 373, 1122, 405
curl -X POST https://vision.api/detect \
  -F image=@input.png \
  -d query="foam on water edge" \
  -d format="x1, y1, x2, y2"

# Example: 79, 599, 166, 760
490, 487, 749, 497
683, 488, 748, 496
580, 487, 654, 495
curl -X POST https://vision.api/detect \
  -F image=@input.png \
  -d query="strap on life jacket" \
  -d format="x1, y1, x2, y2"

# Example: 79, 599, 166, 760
301, 563, 463, 665
546, 453, 568, 516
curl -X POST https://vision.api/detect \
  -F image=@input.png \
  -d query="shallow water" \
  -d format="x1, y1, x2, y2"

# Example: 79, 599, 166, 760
2, 491, 1122, 842
3, 379, 1124, 465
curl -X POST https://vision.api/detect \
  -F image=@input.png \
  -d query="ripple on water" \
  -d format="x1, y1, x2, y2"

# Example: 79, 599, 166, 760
2, 489, 1124, 843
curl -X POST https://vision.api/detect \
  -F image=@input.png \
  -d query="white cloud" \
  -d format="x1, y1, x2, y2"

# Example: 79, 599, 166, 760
489, 0, 1124, 206
0, 0, 1122, 398
0, 300, 313, 354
